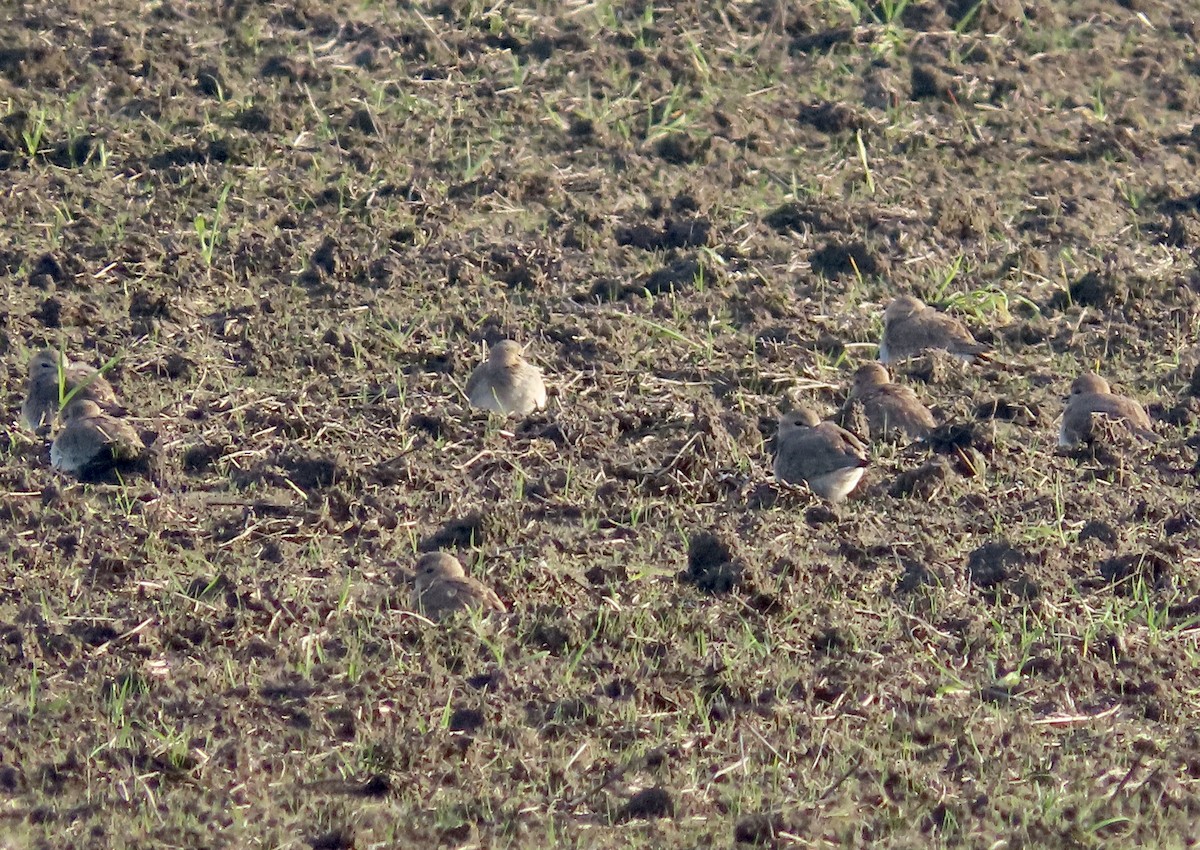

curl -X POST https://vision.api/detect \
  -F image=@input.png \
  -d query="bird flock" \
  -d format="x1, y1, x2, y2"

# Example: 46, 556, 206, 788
20, 294, 1160, 622
20, 349, 145, 479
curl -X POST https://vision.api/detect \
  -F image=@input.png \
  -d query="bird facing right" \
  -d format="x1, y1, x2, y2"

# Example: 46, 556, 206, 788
773, 407, 869, 503
21, 349, 118, 435
848, 362, 936, 441
410, 552, 508, 622
1059, 372, 1158, 447
465, 340, 547, 416
879, 295, 991, 365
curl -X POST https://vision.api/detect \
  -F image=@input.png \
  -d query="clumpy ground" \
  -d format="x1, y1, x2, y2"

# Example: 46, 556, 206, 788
1, 1, 1199, 846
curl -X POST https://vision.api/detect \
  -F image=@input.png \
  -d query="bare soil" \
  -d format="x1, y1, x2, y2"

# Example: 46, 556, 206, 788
2, 1, 1200, 847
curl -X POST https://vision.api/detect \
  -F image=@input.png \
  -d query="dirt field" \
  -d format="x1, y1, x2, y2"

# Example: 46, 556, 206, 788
2, 0, 1200, 847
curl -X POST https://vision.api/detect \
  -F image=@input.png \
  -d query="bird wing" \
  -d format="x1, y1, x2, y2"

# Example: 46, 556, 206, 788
1086, 395, 1158, 440
772, 433, 806, 483
451, 577, 507, 613
466, 365, 507, 411
50, 426, 98, 472
52, 416, 145, 477
20, 394, 54, 432
464, 364, 487, 400
778, 426, 867, 482
867, 386, 935, 436
421, 577, 506, 618
882, 315, 938, 359
822, 422, 869, 461
926, 312, 991, 356
95, 417, 146, 459
888, 311, 989, 359
67, 366, 118, 406
473, 579, 508, 613
517, 364, 547, 410
416, 580, 467, 620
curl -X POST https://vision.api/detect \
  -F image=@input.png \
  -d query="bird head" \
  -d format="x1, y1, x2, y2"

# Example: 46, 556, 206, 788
884, 295, 924, 325
414, 552, 466, 588
29, 349, 67, 379
489, 340, 524, 368
61, 398, 103, 421
851, 362, 890, 395
1069, 373, 1110, 397
777, 407, 821, 436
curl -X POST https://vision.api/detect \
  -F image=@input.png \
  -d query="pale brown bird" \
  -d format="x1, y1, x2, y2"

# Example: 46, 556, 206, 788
50, 398, 145, 478
20, 349, 119, 434
465, 340, 547, 416
848, 362, 935, 440
879, 295, 991, 365
774, 408, 869, 503
1059, 373, 1158, 447
410, 552, 507, 622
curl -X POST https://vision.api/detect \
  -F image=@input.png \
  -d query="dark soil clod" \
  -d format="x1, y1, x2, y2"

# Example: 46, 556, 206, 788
656, 133, 709, 165
357, 775, 391, 797
282, 454, 341, 490
1099, 549, 1173, 594
929, 422, 991, 458
735, 812, 795, 846
975, 397, 1040, 425
309, 828, 354, 850
3, 2, 1197, 845
681, 531, 744, 594
967, 541, 1027, 591
797, 101, 871, 133
421, 513, 484, 550
805, 505, 839, 525
448, 707, 485, 733
809, 240, 881, 278
910, 63, 957, 101
616, 786, 675, 821
184, 574, 232, 602
346, 107, 379, 135
182, 442, 223, 472
638, 257, 705, 296
890, 457, 952, 499
894, 559, 944, 594
1049, 271, 1123, 310
1078, 520, 1119, 547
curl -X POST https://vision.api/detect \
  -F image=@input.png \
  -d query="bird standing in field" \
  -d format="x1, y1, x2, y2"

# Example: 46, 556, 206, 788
21, 349, 118, 435
50, 398, 145, 479
1059, 373, 1158, 447
465, 340, 547, 416
879, 295, 991, 365
410, 552, 507, 622
774, 407, 869, 503
848, 362, 935, 441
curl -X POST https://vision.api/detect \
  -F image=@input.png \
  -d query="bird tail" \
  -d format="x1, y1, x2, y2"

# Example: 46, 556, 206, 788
1132, 425, 1161, 443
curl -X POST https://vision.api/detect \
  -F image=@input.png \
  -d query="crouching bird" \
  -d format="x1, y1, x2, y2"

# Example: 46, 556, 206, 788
50, 398, 146, 480
848, 362, 935, 441
21, 349, 119, 435
1059, 373, 1158, 448
774, 407, 869, 503
410, 552, 507, 622
466, 340, 547, 416
879, 295, 991, 365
